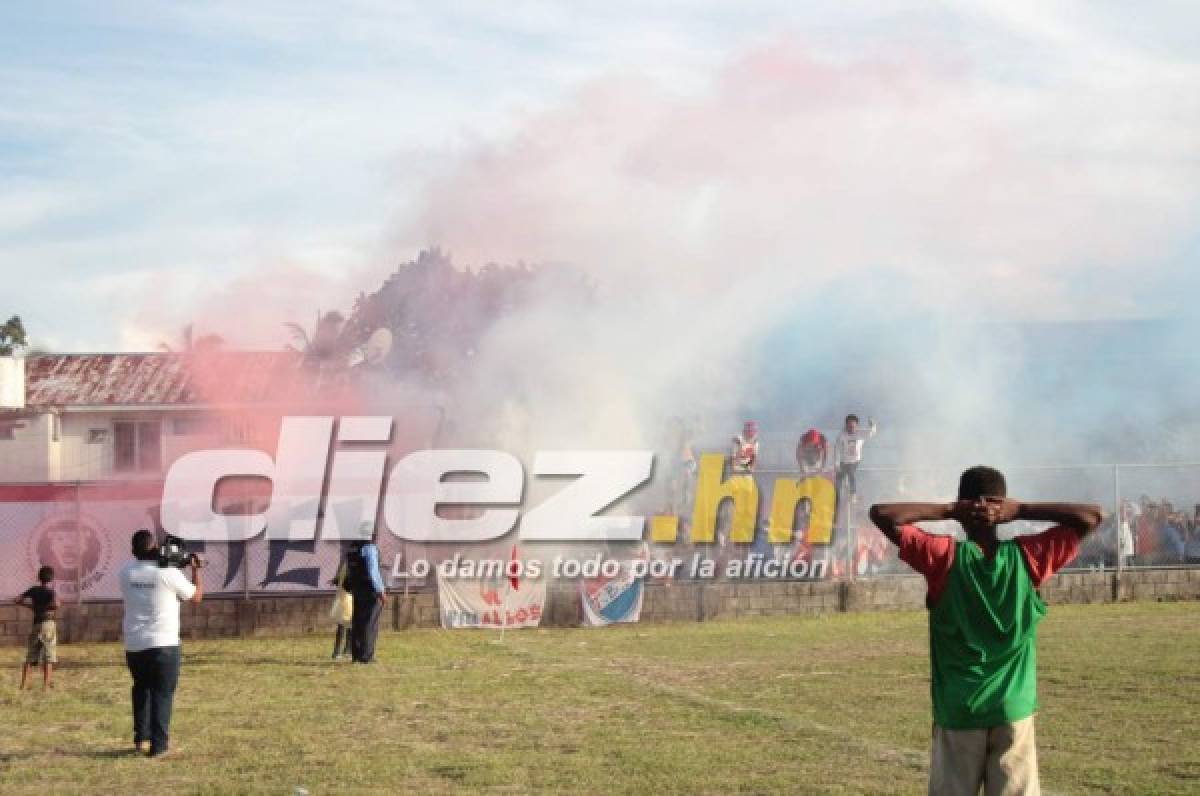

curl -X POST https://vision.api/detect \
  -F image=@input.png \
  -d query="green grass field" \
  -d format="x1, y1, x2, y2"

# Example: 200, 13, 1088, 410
3, 601, 1198, 794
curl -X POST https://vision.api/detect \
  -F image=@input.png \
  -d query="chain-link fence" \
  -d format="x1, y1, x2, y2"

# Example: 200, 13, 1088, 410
824, 461, 1200, 576
669, 456, 1200, 580
0, 481, 347, 602
0, 481, 573, 601
1, 463, 1197, 601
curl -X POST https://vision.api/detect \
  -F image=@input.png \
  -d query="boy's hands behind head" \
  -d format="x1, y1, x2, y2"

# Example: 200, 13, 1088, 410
952, 497, 1021, 528
950, 500, 980, 527
989, 498, 1021, 525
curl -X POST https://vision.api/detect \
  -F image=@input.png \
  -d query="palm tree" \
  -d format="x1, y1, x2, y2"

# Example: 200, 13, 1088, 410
284, 311, 346, 367
159, 324, 225, 353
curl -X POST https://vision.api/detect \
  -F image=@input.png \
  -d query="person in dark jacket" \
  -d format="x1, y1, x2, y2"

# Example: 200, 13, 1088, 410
345, 529, 387, 664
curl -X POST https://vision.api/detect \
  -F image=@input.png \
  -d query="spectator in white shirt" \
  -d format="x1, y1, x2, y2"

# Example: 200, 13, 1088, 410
834, 414, 877, 502
119, 530, 203, 757
1118, 499, 1138, 566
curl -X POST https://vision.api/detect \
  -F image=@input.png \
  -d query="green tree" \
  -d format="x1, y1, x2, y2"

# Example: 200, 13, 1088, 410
0, 315, 27, 356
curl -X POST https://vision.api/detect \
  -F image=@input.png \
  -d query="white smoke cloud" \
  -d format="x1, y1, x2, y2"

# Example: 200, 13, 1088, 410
24, 5, 1195, 481
404, 29, 1200, 475
413, 35, 1200, 319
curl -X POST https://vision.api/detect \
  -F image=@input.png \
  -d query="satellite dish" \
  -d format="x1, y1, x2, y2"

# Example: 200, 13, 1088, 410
363, 328, 393, 365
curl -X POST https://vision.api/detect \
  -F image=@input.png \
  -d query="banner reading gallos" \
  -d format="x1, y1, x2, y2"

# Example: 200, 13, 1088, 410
437, 571, 547, 629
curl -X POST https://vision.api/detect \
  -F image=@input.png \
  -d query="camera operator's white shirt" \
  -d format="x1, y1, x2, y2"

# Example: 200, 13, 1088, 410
120, 560, 196, 652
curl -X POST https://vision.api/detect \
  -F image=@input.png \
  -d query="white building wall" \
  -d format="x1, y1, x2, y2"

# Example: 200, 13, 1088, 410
0, 357, 24, 409
57, 412, 118, 481
57, 411, 229, 482
3, 408, 267, 484
0, 413, 53, 482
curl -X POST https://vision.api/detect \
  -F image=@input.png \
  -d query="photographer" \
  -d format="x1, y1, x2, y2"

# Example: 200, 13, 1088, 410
119, 530, 203, 757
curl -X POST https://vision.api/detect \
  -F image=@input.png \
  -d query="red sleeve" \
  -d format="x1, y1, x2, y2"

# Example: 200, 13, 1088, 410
1015, 525, 1080, 588
898, 525, 956, 604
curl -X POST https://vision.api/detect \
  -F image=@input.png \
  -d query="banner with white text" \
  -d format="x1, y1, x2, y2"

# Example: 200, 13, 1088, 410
437, 572, 546, 629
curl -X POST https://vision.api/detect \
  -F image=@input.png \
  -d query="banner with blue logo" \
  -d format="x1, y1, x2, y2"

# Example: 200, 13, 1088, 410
579, 561, 644, 626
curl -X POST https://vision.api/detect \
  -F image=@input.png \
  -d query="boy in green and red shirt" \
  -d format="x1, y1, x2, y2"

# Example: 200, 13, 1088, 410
870, 466, 1102, 796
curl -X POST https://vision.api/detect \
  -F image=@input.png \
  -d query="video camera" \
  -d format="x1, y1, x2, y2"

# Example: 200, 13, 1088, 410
157, 534, 206, 569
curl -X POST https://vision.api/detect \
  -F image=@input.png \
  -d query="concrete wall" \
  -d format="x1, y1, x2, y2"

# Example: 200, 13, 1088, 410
4, 569, 1199, 647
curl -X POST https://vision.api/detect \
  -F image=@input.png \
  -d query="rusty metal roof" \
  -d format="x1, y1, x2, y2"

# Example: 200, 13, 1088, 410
22, 352, 353, 407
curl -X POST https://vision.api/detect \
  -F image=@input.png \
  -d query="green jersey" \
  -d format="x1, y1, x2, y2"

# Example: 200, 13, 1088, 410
898, 524, 1079, 730
930, 540, 1044, 728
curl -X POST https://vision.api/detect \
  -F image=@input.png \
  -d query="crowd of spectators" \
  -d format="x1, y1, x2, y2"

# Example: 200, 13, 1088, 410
651, 416, 884, 580
1104, 497, 1200, 567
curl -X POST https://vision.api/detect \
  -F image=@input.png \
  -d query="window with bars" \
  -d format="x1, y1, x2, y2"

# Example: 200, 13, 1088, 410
113, 421, 162, 473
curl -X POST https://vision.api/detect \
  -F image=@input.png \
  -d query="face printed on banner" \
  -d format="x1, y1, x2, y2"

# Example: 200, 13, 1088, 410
45, 527, 80, 571
28, 514, 112, 596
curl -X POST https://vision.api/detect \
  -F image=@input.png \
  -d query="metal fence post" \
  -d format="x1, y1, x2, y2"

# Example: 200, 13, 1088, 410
242, 481, 251, 601
1113, 464, 1122, 601
74, 480, 83, 604
244, 537, 252, 601
1113, 464, 1121, 571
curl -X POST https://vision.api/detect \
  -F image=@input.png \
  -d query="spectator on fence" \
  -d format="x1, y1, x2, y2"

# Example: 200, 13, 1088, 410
731, 419, 759, 476
715, 420, 759, 566
664, 416, 698, 517
1118, 499, 1138, 567
119, 530, 204, 757
869, 465, 1102, 796
795, 428, 828, 477
16, 565, 59, 690
833, 414, 877, 503
344, 528, 387, 664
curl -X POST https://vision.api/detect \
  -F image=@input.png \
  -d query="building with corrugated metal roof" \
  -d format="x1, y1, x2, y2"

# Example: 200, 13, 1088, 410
0, 351, 361, 482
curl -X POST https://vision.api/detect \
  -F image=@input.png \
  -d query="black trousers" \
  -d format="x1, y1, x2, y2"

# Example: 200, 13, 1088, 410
126, 645, 181, 754
350, 589, 382, 663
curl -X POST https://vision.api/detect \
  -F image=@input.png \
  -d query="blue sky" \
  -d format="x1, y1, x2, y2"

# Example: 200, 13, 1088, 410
2, 1, 1199, 351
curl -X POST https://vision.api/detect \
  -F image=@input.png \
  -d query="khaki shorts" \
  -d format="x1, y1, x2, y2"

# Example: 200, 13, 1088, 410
26, 619, 57, 665
929, 716, 1039, 796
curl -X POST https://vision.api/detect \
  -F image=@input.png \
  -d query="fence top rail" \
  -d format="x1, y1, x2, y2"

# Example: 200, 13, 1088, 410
746, 462, 1200, 475
1, 462, 1200, 489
